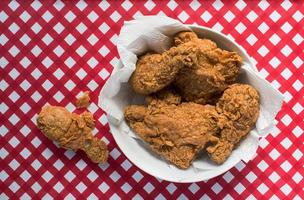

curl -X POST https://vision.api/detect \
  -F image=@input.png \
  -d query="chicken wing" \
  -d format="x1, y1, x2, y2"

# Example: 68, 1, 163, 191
207, 84, 260, 164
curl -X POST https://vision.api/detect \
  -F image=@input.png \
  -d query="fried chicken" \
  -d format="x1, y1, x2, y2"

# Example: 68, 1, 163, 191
130, 49, 184, 94
76, 91, 90, 108
125, 84, 260, 167
173, 31, 242, 104
124, 90, 219, 169
37, 106, 108, 163
126, 32, 260, 167
131, 31, 242, 104
207, 84, 260, 164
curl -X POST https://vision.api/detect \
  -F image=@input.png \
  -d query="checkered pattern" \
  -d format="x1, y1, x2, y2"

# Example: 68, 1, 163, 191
1, 0, 303, 199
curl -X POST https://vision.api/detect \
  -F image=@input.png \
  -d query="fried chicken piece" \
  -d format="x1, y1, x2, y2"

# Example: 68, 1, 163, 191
37, 106, 108, 163
76, 91, 90, 108
216, 84, 260, 142
130, 48, 184, 95
207, 84, 260, 164
130, 32, 218, 95
131, 31, 242, 102
124, 92, 219, 169
173, 31, 242, 104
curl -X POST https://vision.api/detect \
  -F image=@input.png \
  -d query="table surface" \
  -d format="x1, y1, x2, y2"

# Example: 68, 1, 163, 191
1, 0, 304, 199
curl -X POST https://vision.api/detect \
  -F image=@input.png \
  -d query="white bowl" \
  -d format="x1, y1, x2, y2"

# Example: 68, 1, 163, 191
107, 24, 257, 183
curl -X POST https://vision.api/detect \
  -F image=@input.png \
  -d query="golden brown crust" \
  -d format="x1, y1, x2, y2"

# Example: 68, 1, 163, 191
125, 84, 259, 166
130, 50, 184, 94
84, 137, 108, 163
124, 92, 220, 169
207, 84, 260, 164
216, 84, 260, 127
126, 32, 259, 167
145, 87, 182, 107
37, 106, 108, 163
206, 139, 234, 164
174, 31, 199, 46
76, 91, 90, 108
131, 31, 242, 103
173, 32, 242, 104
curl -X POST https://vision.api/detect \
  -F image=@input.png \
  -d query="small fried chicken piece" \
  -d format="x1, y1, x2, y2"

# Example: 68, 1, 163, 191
76, 91, 90, 108
37, 106, 108, 163
173, 31, 242, 104
125, 93, 219, 169
130, 48, 184, 95
207, 84, 260, 164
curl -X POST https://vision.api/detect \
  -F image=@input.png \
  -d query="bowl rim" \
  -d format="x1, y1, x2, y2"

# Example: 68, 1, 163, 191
108, 24, 255, 183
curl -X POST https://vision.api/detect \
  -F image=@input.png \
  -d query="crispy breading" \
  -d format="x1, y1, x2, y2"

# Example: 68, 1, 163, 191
37, 106, 108, 163
130, 49, 184, 94
173, 32, 242, 104
124, 91, 219, 169
207, 84, 260, 164
131, 31, 242, 104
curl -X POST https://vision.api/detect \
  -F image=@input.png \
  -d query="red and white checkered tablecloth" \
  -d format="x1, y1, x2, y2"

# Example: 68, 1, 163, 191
1, 0, 303, 199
